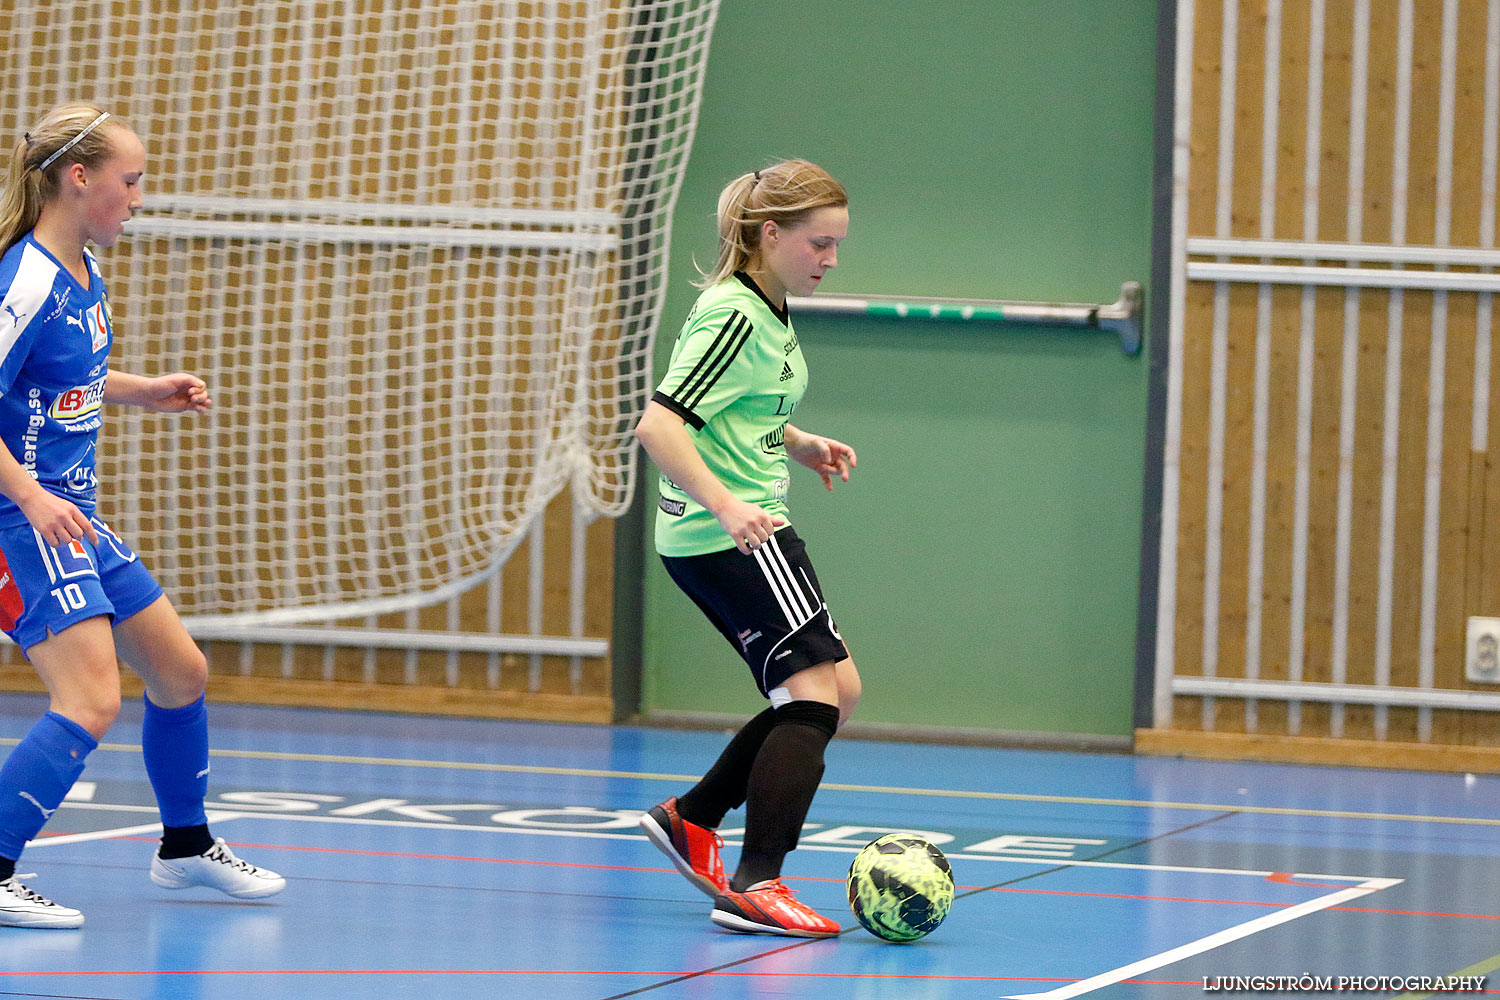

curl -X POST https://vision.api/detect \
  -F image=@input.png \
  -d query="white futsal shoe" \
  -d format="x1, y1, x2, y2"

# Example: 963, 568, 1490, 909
0, 874, 84, 928
150, 838, 286, 899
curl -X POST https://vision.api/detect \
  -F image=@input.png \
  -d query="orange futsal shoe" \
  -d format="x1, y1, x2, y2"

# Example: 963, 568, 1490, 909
639, 797, 727, 897
710, 878, 841, 938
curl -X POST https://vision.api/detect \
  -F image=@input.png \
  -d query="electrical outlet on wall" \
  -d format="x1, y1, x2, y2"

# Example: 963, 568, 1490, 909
1466, 617, 1500, 684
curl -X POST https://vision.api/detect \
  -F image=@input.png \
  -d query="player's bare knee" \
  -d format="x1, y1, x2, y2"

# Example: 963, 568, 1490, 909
153, 648, 208, 707
181, 648, 209, 695
61, 687, 121, 739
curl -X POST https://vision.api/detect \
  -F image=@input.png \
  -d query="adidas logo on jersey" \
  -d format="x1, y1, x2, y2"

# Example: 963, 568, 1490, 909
778, 362, 794, 382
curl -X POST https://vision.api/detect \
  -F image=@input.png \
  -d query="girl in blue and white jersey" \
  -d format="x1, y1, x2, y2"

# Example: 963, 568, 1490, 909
0, 103, 283, 929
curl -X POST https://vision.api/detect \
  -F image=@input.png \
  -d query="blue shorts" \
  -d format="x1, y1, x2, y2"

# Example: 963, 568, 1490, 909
0, 516, 164, 654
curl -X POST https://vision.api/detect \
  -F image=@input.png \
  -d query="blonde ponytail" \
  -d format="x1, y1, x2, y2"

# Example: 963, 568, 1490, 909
695, 159, 848, 288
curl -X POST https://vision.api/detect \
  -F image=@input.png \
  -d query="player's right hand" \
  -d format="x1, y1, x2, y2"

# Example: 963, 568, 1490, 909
21, 491, 99, 547
715, 500, 785, 555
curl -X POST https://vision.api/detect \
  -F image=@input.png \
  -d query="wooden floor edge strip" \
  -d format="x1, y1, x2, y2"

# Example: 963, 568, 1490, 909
1136, 728, 1500, 775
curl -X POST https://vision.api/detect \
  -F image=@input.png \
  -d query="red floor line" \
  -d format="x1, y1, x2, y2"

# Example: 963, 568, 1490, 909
12, 970, 1500, 994
104, 835, 1497, 922
0, 970, 1209, 982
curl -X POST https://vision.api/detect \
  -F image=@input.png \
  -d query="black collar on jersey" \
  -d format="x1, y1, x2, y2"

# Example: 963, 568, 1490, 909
734, 271, 789, 326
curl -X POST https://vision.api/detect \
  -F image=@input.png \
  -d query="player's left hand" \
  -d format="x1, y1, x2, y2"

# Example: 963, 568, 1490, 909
789, 433, 857, 491
143, 373, 213, 413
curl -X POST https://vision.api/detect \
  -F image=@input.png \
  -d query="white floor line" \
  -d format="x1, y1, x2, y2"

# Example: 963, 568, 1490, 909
1002, 877, 1403, 1000
50, 800, 1399, 886
26, 810, 245, 849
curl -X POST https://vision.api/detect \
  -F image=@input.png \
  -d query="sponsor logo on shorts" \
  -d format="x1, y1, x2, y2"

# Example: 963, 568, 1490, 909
737, 628, 762, 652
774, 649, 792, 661
658, 497, 686, 516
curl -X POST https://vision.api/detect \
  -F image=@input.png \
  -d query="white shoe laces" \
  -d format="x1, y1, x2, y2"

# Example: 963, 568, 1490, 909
3, 875, 58, 905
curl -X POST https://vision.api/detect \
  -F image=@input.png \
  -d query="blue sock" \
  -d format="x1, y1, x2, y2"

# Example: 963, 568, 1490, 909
0, 712, 97, 861
141, 694, 209, 829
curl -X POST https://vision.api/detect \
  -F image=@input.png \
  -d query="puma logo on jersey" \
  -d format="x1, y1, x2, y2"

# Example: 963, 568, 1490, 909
65, 314, 84, 330
18, 791, 54, 819
195, 766, 211, 780
778, 362, 795, 382
2, 305, 22, 325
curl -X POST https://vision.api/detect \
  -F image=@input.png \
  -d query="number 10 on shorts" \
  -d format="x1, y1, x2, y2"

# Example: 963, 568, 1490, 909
51, 583, 88, 612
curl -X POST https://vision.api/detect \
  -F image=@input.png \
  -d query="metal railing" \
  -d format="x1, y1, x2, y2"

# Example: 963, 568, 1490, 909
787, 281, 1143, 354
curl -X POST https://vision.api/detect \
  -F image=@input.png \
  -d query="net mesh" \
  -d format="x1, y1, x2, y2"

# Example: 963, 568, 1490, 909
0, 1, 719, 624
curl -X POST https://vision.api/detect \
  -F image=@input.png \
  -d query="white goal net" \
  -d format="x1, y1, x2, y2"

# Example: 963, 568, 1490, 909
0, 1, 719, 625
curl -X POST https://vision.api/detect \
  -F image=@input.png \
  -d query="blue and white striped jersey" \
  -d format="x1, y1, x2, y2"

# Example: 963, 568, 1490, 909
0, 235, 112, 527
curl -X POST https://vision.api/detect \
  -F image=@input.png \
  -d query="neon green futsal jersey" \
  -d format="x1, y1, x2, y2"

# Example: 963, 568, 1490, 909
652, 272, 808, 556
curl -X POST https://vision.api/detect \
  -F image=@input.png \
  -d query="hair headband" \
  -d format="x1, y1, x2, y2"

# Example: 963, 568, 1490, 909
34, 112, 110, 173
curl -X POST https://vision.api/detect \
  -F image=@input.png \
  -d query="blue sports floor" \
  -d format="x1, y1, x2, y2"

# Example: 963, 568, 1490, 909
0, 693, 1496, 999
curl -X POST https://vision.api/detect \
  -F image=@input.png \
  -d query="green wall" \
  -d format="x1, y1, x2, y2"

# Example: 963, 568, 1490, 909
637, 1, 1158, 738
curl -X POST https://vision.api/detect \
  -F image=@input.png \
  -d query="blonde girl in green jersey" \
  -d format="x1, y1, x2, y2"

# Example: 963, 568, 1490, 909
636, 159, 860, 938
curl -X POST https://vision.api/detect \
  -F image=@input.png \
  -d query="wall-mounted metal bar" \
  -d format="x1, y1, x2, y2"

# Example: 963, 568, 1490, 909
1188, 262, 1500, 293
1188, 236, 1500, 267
787, 281, 1143, 355
1175, 676, 1500, 713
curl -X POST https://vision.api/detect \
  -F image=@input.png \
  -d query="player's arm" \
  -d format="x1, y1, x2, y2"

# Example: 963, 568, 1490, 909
635, 401, 783, 554
0, 440, 97, 546
784, 423, 856, 492
104, 370, 212, 413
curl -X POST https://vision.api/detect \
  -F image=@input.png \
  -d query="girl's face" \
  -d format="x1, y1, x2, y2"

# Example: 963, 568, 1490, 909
76, 129, 145, 247
758, 204, 848, 302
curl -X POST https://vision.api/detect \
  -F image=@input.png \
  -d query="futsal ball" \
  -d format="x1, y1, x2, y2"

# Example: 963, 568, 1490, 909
846, 833, 954, 942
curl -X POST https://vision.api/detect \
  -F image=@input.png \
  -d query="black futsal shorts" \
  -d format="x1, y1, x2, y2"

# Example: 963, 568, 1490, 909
661, 526, 848, 697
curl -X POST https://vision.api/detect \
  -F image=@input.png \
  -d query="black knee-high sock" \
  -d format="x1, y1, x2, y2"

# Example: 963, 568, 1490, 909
676, 707, 778, 829
732, 700, 839, 891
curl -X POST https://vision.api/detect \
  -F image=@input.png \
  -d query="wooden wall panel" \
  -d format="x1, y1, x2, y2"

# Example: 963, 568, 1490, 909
1149, 0, 1500, 767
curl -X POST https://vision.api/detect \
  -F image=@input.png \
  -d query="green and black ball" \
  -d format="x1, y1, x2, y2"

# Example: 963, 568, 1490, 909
846, 833, 954, 942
